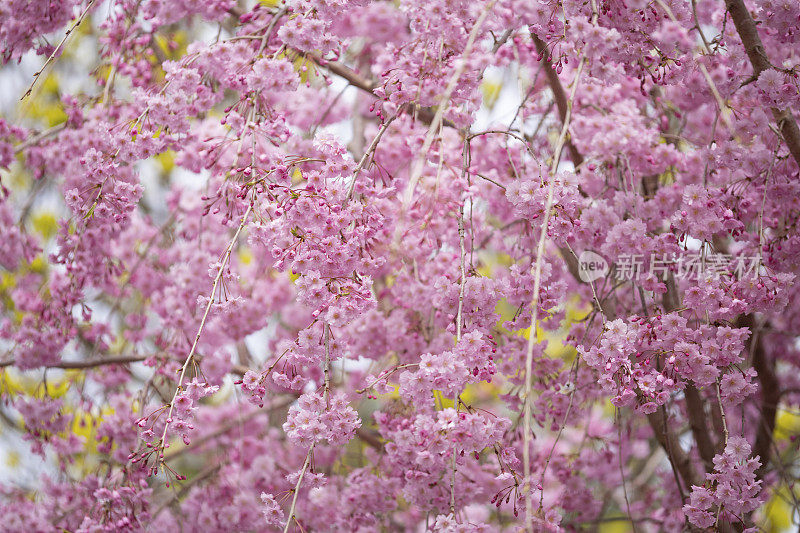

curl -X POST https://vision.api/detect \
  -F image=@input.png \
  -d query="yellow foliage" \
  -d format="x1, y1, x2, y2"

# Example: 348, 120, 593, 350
481, 80, 502, 110
433, 389, 454, 409
773, 409, 800, 441
461, 381, 501, 404
62, 405, 117, 475
239, 248, 253, 265
45, 377, 72, 398
70, 409, 96, 444
602, 398, 617, 418
5, 451, 20, 469
760, 484, 798, 532
292, 168, 303, 184
0, 371, 28, 396
155, 31, 189, 62
495, 253, 514, 267
155, 151, 175, 174
758, 411, 800, 530
494, 298, 517, 326
0, 370, 71, 398
376, 382, 399, 399
23, 73, 67, 127
31, 212, 58, 240
598, 519, 633, 533
0, 272, 16, 292
294, 55, 315, 84
107, 334, 128, 356
29, 255, 47, 274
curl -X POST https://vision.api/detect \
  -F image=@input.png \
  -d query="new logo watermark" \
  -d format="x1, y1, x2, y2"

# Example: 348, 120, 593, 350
576, 251, 761, 283
578, 250, 609, 282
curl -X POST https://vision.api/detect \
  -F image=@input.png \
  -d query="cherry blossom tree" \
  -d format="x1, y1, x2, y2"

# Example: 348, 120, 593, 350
1, 0, 799, 530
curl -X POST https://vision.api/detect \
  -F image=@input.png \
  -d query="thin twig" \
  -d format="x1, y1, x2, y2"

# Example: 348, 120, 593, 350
346, 114, 397, 199
158, 204, 253, 457
14, 123, 67, 154
523, 7, 594, 528
715, 379, 729, 445
21, 0, 98, 100
399, 0, 498, 214
162, 397, 295, 461
283, 442, 314, 532
449, 137, 471, 520
616, 409, 638, 533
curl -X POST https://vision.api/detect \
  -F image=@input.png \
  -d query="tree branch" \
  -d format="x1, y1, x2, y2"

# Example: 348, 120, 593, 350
304, 53, 455, 129
0, 354, 248, 375
356, 427, 383, 451
737, 314, 778, 480
163, 397, 295, 461
647, 407, 702, 489
0, 355, 147, 369
532, 34, 585, 168
684, 384, 717, 471
724, 0, 800, 168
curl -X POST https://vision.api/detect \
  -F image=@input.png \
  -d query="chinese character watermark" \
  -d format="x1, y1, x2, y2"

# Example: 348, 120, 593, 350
577, 251, 761, 283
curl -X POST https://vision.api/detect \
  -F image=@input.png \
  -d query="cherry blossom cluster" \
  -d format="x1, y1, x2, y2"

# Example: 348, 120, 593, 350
1, 0, 800, 530
579, 315, 754, 413
684, 437, 764, 529
283, 391, 360, 446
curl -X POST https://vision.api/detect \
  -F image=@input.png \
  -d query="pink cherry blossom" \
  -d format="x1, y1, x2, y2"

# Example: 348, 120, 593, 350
1, 0, 800, 530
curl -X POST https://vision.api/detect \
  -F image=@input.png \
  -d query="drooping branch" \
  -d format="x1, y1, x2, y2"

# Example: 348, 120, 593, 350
158, 204, 253, 452
555, 162, 709, 500
401, 1, 498, 212
523, 8, 595, 526
21, 0, 98, 101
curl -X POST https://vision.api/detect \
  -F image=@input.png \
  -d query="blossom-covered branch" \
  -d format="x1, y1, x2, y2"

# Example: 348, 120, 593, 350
1, 0, 799, 531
